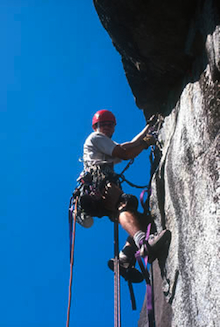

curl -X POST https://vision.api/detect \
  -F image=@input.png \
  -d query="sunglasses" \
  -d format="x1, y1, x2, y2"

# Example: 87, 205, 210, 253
98, 122, 115, 128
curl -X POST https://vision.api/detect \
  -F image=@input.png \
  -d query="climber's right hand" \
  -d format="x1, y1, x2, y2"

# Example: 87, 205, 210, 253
141, 134, 156, 149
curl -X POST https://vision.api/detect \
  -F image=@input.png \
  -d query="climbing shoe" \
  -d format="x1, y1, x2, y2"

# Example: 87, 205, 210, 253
108, 258, 144, 283
139, 229, 171, 263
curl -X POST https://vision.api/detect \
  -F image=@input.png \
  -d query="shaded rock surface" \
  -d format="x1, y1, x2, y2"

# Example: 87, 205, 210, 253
94, 0, 220, 326
94, 0, 220, 118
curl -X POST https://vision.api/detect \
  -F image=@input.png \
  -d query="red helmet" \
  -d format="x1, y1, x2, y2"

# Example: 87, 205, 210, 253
92, 110, 116, 129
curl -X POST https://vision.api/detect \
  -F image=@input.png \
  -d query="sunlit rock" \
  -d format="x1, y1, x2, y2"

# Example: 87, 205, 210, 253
94, 0, 220, 326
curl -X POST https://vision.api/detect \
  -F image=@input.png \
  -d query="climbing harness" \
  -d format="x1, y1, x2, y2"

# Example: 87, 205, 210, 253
69, 114, 164, 228
69, 164, 122, 228
66, 198, 78, 327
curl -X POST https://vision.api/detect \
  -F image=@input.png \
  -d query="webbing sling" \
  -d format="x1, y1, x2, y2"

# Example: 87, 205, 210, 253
140, 189, 151, 210
135, 224, 155, 327
128, 280, 136, 310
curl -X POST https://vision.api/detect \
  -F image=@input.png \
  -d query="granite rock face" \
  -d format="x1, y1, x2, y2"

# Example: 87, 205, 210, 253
94, 1, 220, 326
149, 74, 220, 327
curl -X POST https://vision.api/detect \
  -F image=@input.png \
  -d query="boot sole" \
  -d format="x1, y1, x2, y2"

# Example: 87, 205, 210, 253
108, 259, 144, 283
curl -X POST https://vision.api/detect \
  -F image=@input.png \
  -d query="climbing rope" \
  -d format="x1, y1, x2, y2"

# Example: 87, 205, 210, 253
118, 158, 149, 189
119, 159, 134, 176
120, 174, 149, 189
114, 219, 121, 327
66, 198, 78, 327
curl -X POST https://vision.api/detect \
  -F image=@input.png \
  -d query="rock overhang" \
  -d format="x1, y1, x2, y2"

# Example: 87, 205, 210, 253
93, 0, 200, 118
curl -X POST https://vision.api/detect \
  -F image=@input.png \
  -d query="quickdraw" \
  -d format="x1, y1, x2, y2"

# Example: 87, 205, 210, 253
118, 114, 164, 190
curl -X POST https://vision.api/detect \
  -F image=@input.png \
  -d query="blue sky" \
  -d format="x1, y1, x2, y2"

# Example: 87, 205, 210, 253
1, 1, 152, 326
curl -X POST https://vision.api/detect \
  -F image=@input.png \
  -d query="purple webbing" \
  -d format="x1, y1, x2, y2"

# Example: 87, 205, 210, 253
144, 224, 153, 312
135, 223, 151, 263
147, 284, 153, 310
140, 188, 152, 210
140, 189, 148, 209
135, 223, 153, 314
144, 223, 151, 266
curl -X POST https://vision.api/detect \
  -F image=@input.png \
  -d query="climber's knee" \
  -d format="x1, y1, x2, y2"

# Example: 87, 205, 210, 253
118, 193, 138, 213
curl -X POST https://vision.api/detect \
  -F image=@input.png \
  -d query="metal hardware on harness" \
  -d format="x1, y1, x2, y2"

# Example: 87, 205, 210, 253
148, 114, 164, 151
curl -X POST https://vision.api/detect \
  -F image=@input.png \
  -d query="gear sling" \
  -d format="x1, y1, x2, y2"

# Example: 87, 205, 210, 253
70, 163, 122, 228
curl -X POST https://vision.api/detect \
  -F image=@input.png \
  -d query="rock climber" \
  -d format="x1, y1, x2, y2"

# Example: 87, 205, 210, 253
79, 109, 170, 281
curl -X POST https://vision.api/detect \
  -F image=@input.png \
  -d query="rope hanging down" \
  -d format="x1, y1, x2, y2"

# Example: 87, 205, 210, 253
66, 198, 78, 327
114, 219, 121, 327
